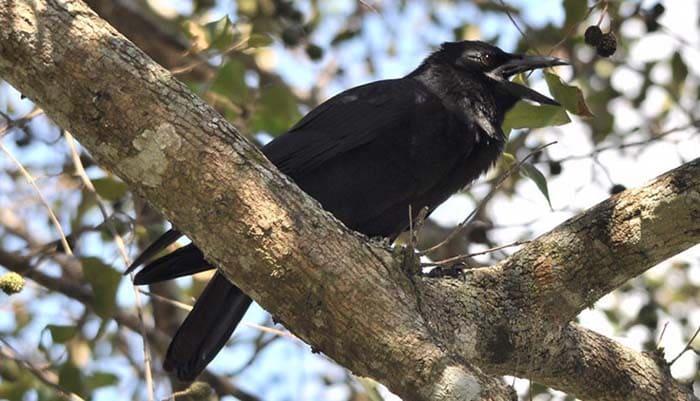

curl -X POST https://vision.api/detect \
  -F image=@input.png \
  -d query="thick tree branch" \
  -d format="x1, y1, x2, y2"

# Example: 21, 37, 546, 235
499, 159, 700, 320
0, 1, 697, 400
0, 1, 510, 399
418, 160, 700, 399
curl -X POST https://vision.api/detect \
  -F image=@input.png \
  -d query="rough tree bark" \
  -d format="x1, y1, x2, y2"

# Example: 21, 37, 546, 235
0, 1, 698, 400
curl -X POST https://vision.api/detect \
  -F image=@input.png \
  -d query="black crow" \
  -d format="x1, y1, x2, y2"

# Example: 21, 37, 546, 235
125, 41, 568, 380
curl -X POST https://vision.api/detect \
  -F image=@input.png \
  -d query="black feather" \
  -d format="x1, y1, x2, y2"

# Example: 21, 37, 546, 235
124, 228, 183, 275
164, 272, 252, 381
133, 244, 212, 285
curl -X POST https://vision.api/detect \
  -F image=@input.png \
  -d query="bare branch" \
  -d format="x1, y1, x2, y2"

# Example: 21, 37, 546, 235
0, 141, 72, 254
0, 341, 85, 401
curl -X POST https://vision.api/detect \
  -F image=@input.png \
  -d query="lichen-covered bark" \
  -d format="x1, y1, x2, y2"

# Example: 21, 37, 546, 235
499, 161, 700, 321
0, 1, 697, 400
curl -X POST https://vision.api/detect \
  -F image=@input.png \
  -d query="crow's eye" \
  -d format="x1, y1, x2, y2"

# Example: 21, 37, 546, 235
481, 52, 495, 67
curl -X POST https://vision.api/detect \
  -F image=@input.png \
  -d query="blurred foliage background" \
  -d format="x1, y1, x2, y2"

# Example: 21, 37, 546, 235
0, 0, 698, 400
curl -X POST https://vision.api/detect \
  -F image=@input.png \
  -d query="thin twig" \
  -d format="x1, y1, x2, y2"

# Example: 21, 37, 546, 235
0, 141, 72, 255
421, 239, 531, 267
64, 132, 154, 401
498, 0, 530, 45
547, 121, 699, 164
138, 289, 299, 340
0, 339, 86, 401
656, 321, 669, 348
408, 204, 415, 247
420, 142, 557, 256
668, 325, 700, 366
412, 207, 430, 249
0, 108, 44, 137
242, 322, 299, 340
596, 2, 609, 27
139, 289, 193, 311
358, 0, 379, 14
170, 33, 250, 76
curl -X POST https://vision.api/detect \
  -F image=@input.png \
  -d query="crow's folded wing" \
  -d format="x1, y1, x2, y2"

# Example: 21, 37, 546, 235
262, 78, 451, 176
261, 78, 476, 237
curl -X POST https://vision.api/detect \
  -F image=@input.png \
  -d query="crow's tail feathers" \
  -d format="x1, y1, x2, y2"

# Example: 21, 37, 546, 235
133, 244, 214, 285
124, 228, 183, 275
125, 228, 215, 284
164, 272, 253, 381
126, 229, 252, 381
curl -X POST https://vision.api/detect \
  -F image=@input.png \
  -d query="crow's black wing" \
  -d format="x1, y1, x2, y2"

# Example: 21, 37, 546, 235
262, 78, 444, 176
262, 78, 474, 237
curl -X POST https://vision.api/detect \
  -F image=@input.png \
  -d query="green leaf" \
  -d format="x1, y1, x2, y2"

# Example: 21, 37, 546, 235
331, 28, 360, 45
500, 152, 516, 168
511, 73, 527, 86
250, 84, 301, 134
205, 16, 239, 51
586, 86, 617, 142
91, 177, 128, 201
502, 102, 570, 132
46, 324, 77, 343
544, 72, 593, 117
58, 361, 85, 396
82, 257, 122, 319
356, 377, 386, 401
237, 0, 257, 17
521, 162, 552, 209
247, 33, 274, 48
564, 0, 587, 28
669, 52, 688, 98
181, 21, 210, 52
670, 52, 688, 84
86, 372, 119, 390
0, 371, 32, 401
211, 60, 249, 103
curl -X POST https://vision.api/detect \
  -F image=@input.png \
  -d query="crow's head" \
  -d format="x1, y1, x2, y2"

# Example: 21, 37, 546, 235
429, 41, 569, 106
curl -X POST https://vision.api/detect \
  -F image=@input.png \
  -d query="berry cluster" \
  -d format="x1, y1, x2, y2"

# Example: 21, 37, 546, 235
273, 0, 324, 61
584, 25, 617, 57
0, 272, 24, 295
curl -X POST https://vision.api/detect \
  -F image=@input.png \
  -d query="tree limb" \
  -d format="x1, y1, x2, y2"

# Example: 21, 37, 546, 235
0, 1, 697, 400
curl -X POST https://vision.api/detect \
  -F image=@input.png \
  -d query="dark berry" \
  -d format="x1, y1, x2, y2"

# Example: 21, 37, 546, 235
15, 134, 31, 147
609, 184, 626, 195
584, 25, 603, 46
305, 44, 324, 60
289, 9, 304, 23
596, 32, 617, 57
467, 224, 489, 244
636, 302, 658, 330
651, 3, 665, 17
275, 1, 295, 17
548, 161, 562, 176
281, 27, 301, 46
645, 3, 665, 32
645, 18, 660, 32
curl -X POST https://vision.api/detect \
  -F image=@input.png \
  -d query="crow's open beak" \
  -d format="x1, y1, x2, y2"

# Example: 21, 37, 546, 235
488, 54, 569, 106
